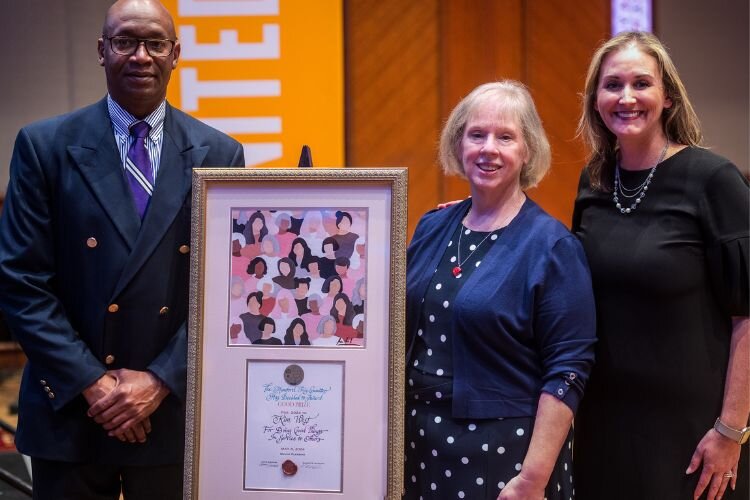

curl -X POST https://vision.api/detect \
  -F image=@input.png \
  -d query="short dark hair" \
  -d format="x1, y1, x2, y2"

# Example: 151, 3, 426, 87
335, 210, 353, 227
258, 317, 275, 331
334, 256, 350, 268
246, 291, 263, 305
247, 257, 267, 276
294, 277, 311, 288
321, 275, 343, 293
322, 237, 339, 251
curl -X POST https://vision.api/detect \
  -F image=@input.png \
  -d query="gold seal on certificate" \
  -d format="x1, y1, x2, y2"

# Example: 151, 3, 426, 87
284, 364, 304, 385
281, 459, 298, 476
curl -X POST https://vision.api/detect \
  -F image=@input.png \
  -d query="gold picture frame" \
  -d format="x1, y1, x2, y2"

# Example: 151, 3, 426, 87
184, 168, 407, 499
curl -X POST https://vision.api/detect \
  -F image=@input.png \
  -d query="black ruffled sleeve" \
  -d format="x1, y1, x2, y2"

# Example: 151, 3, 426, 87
700, 161, 750, 317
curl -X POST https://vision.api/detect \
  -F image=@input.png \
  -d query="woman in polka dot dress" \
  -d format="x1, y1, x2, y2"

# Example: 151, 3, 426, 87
404, 81, 597, 499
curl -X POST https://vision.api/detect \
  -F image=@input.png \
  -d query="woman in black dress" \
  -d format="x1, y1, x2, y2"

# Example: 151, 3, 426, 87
319, 237, 339, 279
405, 81, 596, 499
573, 31, 749, 500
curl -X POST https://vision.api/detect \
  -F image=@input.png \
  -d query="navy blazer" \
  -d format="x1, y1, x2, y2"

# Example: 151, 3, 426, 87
0, 98, 244, 464
406, 197, 596, 418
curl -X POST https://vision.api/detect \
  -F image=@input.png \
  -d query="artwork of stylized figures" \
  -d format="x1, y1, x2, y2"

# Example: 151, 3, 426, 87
228, 208, 368, 347
312, 315, 342, 346
332, 211, 359, 259
289, 237, 314, 276
319, 237, 339, 279
272, 257, 296, 290
241, 211, 268, 259
252, 318, 282, 346
239, 291, 266, 344
284, 318, 311, 346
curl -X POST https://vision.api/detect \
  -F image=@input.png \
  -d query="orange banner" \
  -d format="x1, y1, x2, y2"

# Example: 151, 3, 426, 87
163, 0, 344, 167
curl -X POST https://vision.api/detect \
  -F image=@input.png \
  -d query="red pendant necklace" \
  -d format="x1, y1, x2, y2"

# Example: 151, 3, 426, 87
453, 197, 524, 277
452, 224, 498, 277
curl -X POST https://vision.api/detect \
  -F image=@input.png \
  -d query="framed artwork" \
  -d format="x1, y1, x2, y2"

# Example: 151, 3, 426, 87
185, 168, 407, 499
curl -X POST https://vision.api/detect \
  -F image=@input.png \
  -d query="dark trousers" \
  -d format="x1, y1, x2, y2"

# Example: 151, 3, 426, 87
31, 458, 183, 500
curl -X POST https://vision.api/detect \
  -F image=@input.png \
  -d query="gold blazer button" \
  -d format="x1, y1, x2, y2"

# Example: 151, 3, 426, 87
179, 245, 190, 254
86, 237, 98, 248
107, 304, 119, 313
159, 306, 169, 316
105, 354, 115, 365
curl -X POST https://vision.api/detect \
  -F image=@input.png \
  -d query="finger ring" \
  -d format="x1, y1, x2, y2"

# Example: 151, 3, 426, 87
723, 471, 734, 479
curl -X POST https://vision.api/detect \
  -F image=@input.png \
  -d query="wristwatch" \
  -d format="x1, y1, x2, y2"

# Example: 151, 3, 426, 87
714, 418, 750, 445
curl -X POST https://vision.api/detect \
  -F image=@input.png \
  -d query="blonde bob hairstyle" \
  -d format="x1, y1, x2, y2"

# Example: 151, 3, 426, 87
578, 31, 703, 190
439, 80, 551, 190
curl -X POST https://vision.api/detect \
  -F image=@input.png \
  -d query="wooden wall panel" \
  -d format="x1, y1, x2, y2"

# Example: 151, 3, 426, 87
525, 0, 610, 225
345, 0, 442, 235
345, 0, 610, 237
439, 0, 524, 202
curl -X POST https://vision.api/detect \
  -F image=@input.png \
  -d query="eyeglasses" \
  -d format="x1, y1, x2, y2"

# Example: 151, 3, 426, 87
103, 35, 176, 57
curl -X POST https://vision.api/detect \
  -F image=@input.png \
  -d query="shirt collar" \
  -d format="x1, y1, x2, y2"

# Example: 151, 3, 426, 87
106, 95, 166, 138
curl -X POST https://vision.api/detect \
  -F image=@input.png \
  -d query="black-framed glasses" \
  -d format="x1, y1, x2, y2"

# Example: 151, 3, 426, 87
104, 35, 176, 57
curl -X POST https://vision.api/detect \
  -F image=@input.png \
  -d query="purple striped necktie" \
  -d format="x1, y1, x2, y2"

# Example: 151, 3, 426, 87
125, 121, 154, 219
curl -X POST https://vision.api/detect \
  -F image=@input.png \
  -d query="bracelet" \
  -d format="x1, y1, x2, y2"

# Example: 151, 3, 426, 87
714, 418, 750, 445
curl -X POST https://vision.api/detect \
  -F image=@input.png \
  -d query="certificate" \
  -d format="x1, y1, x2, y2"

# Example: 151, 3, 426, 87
185, 168, 406, 499
244, 361, 344, 492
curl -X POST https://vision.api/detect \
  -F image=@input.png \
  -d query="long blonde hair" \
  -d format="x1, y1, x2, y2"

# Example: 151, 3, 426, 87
578, 31, 702, 190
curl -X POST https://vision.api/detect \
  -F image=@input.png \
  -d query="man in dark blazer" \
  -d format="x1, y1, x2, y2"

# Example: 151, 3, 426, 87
0, 0, 244, 498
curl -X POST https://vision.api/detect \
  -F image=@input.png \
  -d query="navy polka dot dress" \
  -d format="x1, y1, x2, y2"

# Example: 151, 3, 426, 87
404, 223, 574, 499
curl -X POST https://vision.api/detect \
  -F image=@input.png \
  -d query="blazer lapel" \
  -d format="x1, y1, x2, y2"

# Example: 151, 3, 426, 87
68, 100, 140, 249
112, 105, 208, 298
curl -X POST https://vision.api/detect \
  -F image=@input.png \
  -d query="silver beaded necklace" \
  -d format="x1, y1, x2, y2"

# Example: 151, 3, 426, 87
613, 140, 669, 214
